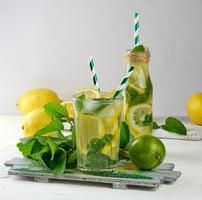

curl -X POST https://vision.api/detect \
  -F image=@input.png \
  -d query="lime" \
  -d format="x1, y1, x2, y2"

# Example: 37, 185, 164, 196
119, 121, 130, 148
126, 103, 152, 137
75, 88, 100, 99
129, 135, 166, 170
76, 114, 104, 154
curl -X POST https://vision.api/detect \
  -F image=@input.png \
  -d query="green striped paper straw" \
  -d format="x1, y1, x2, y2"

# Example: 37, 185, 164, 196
134, 12, 139, 46
88, 56, 100, 92
113, 66, 135, 98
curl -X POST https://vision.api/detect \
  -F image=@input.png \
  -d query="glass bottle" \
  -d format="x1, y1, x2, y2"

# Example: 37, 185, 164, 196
124, 48, 153, 138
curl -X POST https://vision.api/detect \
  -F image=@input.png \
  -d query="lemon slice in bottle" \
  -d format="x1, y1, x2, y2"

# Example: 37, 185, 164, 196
126, 103, 152, 137
128, 66, 146, 94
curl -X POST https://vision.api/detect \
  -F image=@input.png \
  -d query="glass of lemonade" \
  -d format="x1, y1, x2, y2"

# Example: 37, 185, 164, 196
124, 48, 153, 138
73, 93, 123, 172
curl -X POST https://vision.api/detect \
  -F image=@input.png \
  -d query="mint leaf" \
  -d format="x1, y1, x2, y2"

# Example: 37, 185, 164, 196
39, 147, 67, 176
119, 121, 130, 148
88, 134, 113, 152
47, 139, 57, 160
34, 120, 64, 137
74, 95, 85, 112
131, 45, 145, 53
143, 114, 152, 126
44, 102, 69, 120
86, 134, 114, 169
57, 130, 66, 139
67, 150, 77, 168
126, 77, 152, 106
161, 117, 187, 135
153, 121, 161, 129
17, 140, 36, 157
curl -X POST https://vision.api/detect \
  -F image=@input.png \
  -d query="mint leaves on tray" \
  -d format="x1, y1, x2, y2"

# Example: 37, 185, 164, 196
17, 102, 76, 176
153, 117, 187, 135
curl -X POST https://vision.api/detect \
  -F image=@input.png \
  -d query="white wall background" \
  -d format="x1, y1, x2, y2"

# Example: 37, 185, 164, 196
0, 0, 201, 115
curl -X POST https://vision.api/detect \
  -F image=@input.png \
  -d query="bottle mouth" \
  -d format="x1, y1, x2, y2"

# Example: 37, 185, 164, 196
125, 48, 150, 63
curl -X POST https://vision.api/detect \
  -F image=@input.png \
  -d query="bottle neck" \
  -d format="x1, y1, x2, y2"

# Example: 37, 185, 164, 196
125, 49, 150, 64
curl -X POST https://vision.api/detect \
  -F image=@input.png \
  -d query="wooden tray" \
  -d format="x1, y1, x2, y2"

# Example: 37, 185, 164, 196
5, 157, 181, 190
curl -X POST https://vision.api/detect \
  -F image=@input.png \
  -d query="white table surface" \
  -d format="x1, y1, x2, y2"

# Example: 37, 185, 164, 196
0, 115, 202, 200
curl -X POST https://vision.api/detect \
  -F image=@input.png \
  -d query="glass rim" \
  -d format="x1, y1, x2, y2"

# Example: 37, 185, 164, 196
72, 94, 124, 102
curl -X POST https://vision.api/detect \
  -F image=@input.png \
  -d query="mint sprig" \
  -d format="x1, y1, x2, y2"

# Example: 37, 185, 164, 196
86, 134, 114, 169
17, 102, 76, 176
131, 45, 145, 53
153, 117, 187, 135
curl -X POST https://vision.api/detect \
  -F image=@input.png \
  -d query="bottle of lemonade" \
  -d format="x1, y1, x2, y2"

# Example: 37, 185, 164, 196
124, 45, 153, 138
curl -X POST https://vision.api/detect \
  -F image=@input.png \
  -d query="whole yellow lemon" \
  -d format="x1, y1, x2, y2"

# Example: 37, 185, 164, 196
17, 88, 61, 115
22, 108, 53, 137
186, 93, 202, 125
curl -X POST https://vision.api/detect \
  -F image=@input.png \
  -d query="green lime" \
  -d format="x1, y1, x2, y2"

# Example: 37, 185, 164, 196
129, 135, 166, 170
119, 121, 130, 148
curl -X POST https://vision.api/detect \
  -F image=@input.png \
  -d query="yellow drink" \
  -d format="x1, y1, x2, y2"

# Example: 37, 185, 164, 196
124, 48, 153, 138
73, 95, 123, 172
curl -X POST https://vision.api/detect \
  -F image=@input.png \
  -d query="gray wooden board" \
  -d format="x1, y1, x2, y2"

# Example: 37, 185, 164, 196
5, 157, 181, 190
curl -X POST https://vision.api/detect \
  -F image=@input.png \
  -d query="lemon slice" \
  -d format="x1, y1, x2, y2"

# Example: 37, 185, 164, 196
75, 88, 100, 99
76, 114, 104, 154
61, 101, 74, 118
128, 66, 146, 94
126, 103, 152, 137
100, 89, 115, 98
101, 133, 119, 160
128, 83, 145, 95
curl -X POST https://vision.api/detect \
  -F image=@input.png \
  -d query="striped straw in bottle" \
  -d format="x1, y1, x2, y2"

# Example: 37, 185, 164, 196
134, 12, 139, 46
88, 56, 100, 92
113, 66, 135, 98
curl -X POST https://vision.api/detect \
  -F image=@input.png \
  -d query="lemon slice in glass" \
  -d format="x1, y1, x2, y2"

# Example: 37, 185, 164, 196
75, 88, 100, 99
126, 103, 152, 137
100, 89, 115, 98
76, 114, 104, 154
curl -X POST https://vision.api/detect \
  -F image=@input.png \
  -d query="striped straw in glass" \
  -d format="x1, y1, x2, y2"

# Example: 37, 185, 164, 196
134, 12, 139, 46
88, 56, 100, 92
113, 66, 135, 98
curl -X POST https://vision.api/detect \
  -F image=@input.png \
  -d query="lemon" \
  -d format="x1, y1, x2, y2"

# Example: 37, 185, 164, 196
186, 93, 202, 125
75, 88, 100, 98
76, 114, 104, 154
61, 101, 74, 118
22, 108, 53, 137
126, 103, 152, 137
17, 88, 61, 115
